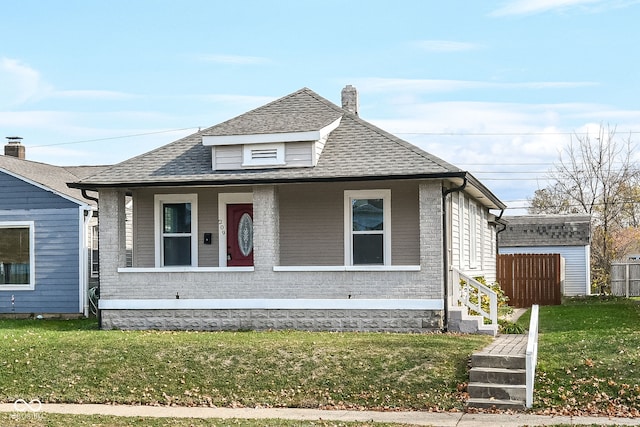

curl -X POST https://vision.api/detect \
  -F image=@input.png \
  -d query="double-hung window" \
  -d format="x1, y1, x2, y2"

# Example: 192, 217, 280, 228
344, 190, 391, 265
0, 221, 35, 290
154, 194, 198, 267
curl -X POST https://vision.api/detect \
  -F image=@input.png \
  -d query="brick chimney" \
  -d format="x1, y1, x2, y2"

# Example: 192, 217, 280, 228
341, 85, 359, 115
4, 136, 25, 159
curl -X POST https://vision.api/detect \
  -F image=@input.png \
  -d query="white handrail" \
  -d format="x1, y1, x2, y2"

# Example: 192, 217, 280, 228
450, 267, 498, 325
526, 304, 540, 408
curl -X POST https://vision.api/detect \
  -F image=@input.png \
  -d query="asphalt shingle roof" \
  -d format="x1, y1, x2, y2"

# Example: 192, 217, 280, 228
498, 215, 592, 247
70, 87, 504, 209
0, 154, 107, 206
74, 88, 462, 184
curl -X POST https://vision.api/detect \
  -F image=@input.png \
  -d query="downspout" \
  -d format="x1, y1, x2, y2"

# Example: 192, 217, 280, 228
442, 176, 467, 332
81, 189, 101, 328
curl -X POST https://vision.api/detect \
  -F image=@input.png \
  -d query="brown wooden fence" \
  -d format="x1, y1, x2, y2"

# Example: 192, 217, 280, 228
497, 253, 563, 307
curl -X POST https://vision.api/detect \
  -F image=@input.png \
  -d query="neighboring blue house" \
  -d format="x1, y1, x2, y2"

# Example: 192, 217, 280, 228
0, 138, 105, 316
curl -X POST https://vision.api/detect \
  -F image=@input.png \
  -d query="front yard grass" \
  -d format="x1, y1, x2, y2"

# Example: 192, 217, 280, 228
0, 320, 490, 411
0, 413, 413, 427
517, 296, 640, 416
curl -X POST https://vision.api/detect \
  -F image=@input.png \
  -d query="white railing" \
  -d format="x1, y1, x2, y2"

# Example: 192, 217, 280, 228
526, 304, 540, 408
450, 267, 498, 326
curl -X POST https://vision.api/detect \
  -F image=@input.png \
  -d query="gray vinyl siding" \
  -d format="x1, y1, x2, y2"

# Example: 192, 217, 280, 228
132, 187, 254, 268
0, 208, 80, 314
499, 245, 590, 296
132, 181, 420, 268
0, 171, 78, 209
213, 143, 314, 170
279, 181, 420, 266
449, 191, 497, 282
279, 184, 344, 265
284, 142, 313, 167
132, 190, 154, 267
213, 146, 243, 170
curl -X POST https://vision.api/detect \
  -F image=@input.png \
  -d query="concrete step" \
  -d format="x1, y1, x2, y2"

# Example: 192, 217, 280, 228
448, 308, 497, 336
476, 323, 498, 336
466, 397, 526, 411
467, 382, 526, 401
469, 367, 526, 385
471, 353, 526, 370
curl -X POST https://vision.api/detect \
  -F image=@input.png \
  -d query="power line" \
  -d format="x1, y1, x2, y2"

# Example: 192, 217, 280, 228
30, 127, 199, 148
396, 131, 640, 136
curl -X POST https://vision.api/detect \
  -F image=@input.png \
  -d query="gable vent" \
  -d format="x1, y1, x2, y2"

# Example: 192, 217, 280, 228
251, 148, 278, 160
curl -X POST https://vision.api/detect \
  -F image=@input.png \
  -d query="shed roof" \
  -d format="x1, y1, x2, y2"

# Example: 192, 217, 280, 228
498, 215, 591, 247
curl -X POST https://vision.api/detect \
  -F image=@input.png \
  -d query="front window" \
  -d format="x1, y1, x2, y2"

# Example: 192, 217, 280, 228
155, 195, 198, 267
344, 190, 391, 265
0, 222, 35, 289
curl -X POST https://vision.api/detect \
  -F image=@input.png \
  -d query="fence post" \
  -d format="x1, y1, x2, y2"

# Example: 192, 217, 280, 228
626, 263, 630, 298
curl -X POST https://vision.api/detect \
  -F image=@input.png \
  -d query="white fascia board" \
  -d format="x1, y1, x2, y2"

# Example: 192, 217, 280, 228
99, 298, 444, 310
202, 117, 342, 146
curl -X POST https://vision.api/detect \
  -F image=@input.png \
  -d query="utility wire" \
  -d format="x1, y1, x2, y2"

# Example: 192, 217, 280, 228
29, 127, 199, 148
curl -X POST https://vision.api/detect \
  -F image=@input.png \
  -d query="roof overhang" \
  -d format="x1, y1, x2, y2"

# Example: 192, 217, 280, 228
69, 171, 504, 210
202, 117, 342, 146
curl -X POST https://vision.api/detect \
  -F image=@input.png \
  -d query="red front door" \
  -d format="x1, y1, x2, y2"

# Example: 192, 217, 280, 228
227, 204, 254, 266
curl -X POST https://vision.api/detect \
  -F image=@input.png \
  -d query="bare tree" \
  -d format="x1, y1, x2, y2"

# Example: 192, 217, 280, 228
529, 124, 640, 291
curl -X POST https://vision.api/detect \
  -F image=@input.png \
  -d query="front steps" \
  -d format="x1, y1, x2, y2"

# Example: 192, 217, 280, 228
448, 307, 498, 336
466, 334, 528, 411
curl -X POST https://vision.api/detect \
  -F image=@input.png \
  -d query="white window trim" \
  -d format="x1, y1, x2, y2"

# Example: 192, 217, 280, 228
242, 142, 285, 167
154, 194, 198, 268
344, 189, 391, 266
218, 193, 253, 267
0, 221, 35, 290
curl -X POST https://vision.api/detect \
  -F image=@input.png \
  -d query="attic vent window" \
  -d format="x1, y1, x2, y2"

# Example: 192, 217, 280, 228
242, 142, 285, 167
251, 148, 278, 160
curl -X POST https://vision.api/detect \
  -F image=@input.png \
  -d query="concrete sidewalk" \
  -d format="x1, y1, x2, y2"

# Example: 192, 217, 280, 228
2, 403, 640, 426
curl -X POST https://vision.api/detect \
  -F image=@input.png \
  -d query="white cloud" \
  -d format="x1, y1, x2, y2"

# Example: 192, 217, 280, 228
0, 58, 53, 106
195, 54, 271, 65
490, 0, 639, 16
414, 40, 479, 52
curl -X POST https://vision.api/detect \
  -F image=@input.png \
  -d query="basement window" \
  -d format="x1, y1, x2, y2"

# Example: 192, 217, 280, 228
242, 143, 285, 167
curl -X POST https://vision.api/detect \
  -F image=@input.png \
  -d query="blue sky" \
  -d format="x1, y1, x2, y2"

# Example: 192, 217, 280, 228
2, 0, 640, 213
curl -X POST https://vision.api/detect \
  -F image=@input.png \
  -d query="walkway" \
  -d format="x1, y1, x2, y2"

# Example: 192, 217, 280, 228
477, 333, 528, 358
1, 403, 640, 426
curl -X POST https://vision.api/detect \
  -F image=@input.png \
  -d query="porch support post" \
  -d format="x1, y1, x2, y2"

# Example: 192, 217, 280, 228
99, 188, 127, 298
252, 185, 280, 272
419, 181, 444, 296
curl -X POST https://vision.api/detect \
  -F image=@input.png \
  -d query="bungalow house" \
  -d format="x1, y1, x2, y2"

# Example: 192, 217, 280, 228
498, 214, 592, 296
69, 86, 506, 333
0, 138, 106, 316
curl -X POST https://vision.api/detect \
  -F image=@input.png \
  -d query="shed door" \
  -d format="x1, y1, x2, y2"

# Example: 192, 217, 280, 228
227, 204, 253, 266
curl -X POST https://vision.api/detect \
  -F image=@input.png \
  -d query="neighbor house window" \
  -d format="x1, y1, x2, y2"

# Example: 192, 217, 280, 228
344, 190, 391, 265
90, 224, 99, 277
154, 194, 198, 267
0, 221, 35, 289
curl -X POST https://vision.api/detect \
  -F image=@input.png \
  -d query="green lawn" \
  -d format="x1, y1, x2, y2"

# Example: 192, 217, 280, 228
2, 296, 639, 421
517, 296, 640, 416
0, 413, 413, 427
0, 320, 490, 411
